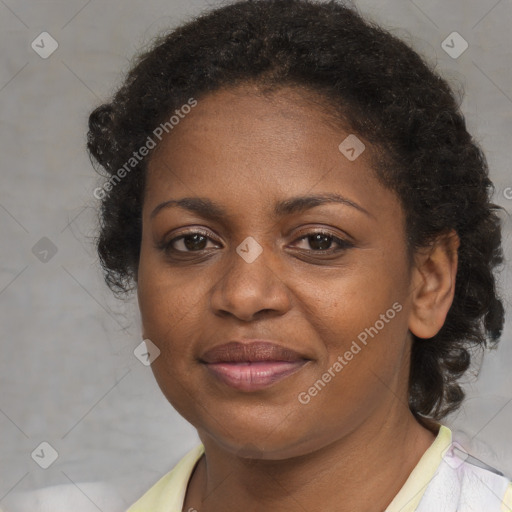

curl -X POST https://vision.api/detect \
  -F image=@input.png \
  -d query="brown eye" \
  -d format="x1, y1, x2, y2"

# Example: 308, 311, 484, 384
293, 231, 353, 253
307, 233, 334, 251
162, 230, 220, 253
179, 233, 209, 251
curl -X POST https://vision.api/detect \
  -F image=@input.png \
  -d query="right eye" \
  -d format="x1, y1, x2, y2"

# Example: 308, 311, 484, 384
162, 230, 221, 253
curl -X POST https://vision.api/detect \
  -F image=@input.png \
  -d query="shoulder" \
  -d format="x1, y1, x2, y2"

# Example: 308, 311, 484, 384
416, 429, 512, 512
126, 443, 205, 512
503, 483, 512, 512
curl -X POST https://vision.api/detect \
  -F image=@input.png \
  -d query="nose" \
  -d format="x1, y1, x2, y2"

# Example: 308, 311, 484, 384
209, 239, 292, 322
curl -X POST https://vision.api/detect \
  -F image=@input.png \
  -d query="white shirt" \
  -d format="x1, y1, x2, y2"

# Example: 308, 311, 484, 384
127, 424, 512, 512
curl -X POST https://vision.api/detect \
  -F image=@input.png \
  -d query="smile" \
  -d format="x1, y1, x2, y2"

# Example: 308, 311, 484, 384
203, 360, 309, 391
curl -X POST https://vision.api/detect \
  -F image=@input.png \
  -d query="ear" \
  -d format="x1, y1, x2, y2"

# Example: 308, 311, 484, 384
408, 229, 460, 339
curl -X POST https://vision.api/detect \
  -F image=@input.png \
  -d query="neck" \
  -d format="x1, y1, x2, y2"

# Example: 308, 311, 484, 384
184, 407, 438, 512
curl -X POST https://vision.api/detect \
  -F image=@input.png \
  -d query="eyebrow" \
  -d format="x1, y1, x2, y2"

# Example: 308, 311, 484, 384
150, 193, 373, 221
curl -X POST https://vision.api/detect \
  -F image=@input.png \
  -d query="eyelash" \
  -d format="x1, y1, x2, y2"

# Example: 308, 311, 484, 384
159, 229, 354, 255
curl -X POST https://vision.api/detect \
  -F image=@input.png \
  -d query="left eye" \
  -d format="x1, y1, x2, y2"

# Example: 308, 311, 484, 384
293, 232, 352, 252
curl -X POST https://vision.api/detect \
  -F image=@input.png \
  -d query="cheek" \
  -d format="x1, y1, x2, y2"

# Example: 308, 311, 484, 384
137, 262, 210, 423
301, 258, 403, 340
294, 285, 409, 433
299, 253, 411, 398
138, 246, 199, 329
136, 252, 207, 379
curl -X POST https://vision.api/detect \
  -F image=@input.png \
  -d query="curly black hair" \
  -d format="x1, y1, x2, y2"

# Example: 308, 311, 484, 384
87, 0, 505, 420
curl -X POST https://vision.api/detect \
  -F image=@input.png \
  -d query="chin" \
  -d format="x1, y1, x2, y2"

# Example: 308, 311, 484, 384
195, 410, 322, 461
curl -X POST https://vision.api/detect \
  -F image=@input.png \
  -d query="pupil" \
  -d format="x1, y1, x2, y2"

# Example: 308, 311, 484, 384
184, 234, 207, 250
310, 234, 331, 250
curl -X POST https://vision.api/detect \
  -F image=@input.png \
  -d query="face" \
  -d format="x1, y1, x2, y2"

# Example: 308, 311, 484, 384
137, 84, 418, 459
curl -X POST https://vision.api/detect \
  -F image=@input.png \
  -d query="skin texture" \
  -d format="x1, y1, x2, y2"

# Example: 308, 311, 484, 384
136, 83, 460, 512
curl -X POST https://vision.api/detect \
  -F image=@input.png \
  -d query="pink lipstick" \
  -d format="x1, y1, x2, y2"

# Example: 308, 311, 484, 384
200, 341, 309, 391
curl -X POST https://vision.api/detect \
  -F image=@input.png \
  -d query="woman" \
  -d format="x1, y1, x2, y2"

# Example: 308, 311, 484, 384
87, 1, 511, 510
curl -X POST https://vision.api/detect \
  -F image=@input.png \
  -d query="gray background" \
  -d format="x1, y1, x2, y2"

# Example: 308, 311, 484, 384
1, 0, 511, 510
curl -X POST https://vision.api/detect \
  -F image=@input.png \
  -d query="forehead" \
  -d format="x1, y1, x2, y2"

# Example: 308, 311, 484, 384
144, 84, 400, 224
168, 84, 350, 148
147, 83, 355, 171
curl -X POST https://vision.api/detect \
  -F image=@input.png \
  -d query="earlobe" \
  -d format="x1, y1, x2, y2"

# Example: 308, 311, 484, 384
408, 229, 460, 339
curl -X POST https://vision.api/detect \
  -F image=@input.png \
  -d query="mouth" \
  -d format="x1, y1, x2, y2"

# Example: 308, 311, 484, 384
199, 341, 310, 392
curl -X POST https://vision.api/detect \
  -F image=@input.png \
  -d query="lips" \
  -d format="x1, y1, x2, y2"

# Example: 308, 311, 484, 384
201, 341, 306, 364
200, 341, 310, 391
